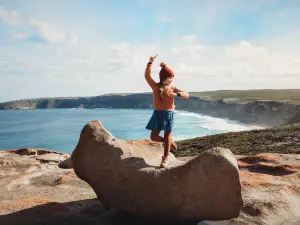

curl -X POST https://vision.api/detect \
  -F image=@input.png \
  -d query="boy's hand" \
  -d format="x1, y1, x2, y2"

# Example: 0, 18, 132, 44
149, 55, 157, 63
173, 92, 182, 97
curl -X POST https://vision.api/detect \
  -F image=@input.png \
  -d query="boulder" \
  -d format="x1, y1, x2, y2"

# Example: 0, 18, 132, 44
59, 120, 243, 221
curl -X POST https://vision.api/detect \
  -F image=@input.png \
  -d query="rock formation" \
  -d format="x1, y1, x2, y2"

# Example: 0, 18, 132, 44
59, 120, 243, 221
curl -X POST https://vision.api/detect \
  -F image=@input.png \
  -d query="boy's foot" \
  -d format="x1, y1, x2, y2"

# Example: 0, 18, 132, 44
160, 156, 169, 168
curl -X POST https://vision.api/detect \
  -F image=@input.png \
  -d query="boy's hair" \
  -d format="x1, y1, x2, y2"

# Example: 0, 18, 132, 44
157, 62, 175, 101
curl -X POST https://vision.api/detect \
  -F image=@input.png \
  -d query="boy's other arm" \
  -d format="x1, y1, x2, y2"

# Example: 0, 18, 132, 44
174, 87, 189, 99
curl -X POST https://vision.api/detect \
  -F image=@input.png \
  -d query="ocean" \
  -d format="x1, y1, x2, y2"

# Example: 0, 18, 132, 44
0, 108, 261, 154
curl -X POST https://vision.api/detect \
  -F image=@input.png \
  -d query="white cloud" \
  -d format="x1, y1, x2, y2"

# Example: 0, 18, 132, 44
165, 37, 300, 93
0, 7, 21, 25
1, 2, 300, 102
2, 33, 300, 102
107, 42, 159, 72
29, 19, 78, 44
182, 35, 197, 44
154, 14, 172, 22
31, 20, 67, 43
0, 7, 78, 45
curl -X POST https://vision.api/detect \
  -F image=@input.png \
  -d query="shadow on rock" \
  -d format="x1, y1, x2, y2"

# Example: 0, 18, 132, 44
1, 198, 198, 225
245, 164, 296, 176
121, 157, 161, 169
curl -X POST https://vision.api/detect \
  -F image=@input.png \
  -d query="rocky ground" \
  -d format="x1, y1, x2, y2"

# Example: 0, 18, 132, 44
1, 144, 300, 225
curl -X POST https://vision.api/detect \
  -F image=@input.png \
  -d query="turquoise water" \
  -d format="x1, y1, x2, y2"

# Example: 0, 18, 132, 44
0, 109, 261, 153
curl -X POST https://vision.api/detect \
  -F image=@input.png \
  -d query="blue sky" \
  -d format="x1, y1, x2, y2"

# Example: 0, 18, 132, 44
0, 0, 300, 102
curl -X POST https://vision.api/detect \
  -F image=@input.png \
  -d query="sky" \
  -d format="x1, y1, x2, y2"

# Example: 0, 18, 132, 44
0, 0, 300, 102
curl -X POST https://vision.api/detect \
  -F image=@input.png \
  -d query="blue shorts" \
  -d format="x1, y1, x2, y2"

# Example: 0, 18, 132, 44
146, 110, 174, 132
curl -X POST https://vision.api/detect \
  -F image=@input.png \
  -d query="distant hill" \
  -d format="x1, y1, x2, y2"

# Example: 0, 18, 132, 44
189, 89, 300, 104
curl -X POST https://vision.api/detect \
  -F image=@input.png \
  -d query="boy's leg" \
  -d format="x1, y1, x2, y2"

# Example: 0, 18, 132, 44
150, 130, 177, 151
163, 131, 172, 158
160, 131, 172, 167
170, 138, 177, 151
150, 130, 164, 142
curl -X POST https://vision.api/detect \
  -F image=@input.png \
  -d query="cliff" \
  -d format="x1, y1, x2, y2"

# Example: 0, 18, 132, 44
1, 90, 300, 127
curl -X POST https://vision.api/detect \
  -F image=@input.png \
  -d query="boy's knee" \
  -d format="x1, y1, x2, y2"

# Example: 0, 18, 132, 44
150, 134, 156, 141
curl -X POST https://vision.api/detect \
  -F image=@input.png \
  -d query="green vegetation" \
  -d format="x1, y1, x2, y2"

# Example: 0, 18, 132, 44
189, 89, 300, 104
175, 123, 300, 156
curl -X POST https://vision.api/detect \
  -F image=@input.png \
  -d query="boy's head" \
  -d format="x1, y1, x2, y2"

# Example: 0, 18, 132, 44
159, 62, 174, 85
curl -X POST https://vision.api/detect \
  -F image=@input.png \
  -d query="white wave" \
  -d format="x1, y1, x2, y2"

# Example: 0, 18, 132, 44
175, 111, 205, 120
176, 111, 202, 117
201, 117, 262, 131
175, 110, 263, 132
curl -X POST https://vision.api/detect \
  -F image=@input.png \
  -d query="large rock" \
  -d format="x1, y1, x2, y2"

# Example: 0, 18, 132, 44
60, 120, 243, 221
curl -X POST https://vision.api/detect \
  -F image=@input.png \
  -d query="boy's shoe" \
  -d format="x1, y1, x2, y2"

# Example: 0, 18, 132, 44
160, 156, 169, 168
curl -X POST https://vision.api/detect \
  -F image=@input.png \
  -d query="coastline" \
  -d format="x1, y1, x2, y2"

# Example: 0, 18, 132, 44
1, 91, 300, 128
0, 108, 266, 153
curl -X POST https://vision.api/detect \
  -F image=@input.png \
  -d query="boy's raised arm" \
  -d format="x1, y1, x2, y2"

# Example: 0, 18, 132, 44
144, 55, 157, 90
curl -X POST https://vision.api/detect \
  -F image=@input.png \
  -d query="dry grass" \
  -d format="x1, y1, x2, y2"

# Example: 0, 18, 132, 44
175, 123, 300, 157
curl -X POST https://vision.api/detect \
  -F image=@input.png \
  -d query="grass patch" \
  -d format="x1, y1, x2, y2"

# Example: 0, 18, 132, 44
175, 123, 300, 157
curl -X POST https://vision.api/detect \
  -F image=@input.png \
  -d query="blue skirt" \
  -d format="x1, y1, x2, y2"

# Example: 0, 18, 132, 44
146, 110, 174, 132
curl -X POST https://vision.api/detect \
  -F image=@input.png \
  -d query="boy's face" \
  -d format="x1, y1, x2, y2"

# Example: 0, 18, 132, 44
166, 77, 173, 85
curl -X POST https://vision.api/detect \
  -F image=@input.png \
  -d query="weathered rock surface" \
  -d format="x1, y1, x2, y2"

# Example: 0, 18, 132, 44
59, 120, 243, 221
1, 149, 300, 224
236, 153, 300, 225
0, 149, 98, 224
